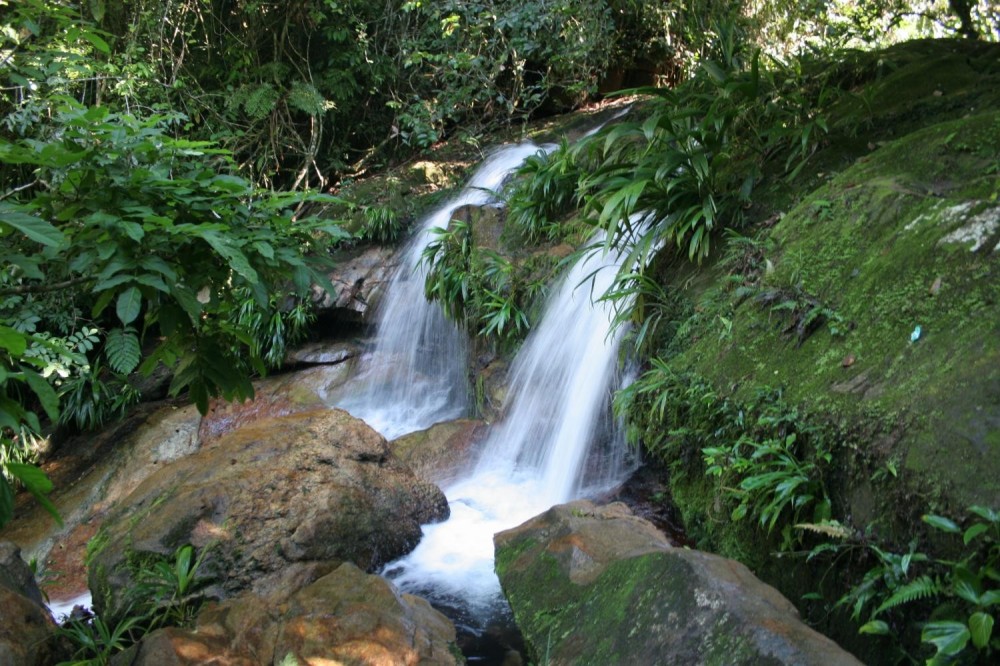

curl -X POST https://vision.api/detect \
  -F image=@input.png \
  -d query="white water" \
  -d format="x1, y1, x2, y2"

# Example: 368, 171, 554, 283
333, 142, 548, 439
383, 238, 639, 620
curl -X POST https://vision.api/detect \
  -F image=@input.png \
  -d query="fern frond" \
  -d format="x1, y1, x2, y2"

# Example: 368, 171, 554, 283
874, 575, 940, 616
105, 328, 141, 374
795, 520, 852, 539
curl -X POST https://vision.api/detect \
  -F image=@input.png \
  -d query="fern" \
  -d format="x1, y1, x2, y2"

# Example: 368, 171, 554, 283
105, 328, 141, 375
875, 575, 941, 616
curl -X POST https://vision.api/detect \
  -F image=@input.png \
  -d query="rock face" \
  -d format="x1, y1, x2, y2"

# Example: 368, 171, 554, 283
89, 408, 449, 617
0, 542, 64, 665
494, 501, 863, 666
313, 246, 396, 322
113, 562, 461, 666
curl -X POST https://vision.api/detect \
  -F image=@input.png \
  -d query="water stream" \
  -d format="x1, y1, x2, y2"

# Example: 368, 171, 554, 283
332, 142, 548, 439
326, 135, 641, 641
382, 234, 639, 631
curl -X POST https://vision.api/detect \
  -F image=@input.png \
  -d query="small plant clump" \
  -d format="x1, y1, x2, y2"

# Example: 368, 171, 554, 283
57, 544, 212, 665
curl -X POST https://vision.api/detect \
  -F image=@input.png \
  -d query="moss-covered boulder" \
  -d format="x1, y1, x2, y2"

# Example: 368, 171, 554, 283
88, 408, 449, 619
495, 501, 862, 665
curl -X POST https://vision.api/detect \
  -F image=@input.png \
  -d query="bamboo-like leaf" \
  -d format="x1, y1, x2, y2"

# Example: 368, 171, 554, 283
922, 514, 961, 534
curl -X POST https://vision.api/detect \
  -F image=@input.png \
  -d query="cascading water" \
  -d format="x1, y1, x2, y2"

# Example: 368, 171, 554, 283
333, 142, 548, 439
383, 235, 640, 627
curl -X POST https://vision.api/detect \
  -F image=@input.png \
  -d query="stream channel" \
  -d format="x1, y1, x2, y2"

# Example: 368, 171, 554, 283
330, 140, 641, 662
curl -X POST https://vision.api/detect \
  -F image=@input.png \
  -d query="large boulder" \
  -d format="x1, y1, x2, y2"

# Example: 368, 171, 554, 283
0, 542, 64, 665
495, 501, 863, 666
88, 408, 449, 618
113, 562, 461, 666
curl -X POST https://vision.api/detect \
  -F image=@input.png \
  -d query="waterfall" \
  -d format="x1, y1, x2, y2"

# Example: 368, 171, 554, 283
333, 142, 548, 439
383, 236, 640, 622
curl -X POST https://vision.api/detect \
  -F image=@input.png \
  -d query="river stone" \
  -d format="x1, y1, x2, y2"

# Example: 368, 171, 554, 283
113, 562, 460, 666
494, 500, 863, 666
0, 542, 64, 665
88, 408, 449, 619
392, 418, 487, 485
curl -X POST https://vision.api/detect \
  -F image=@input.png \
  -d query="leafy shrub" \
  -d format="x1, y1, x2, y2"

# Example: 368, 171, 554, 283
58, 543, 212, 664
0, 103, 348, 528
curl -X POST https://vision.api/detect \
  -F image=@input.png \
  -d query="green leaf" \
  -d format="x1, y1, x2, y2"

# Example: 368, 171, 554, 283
22, 370, 59, 421
0, 474, 13, 529
968, 505, 998, 524
0, 326, 28, 356
969, 612, 993, 650
198, 231, 259, 284
964, 523, 989, 545
922, 514, 961, 534
922, 621, 970, 658
90, 0, 106, 22
5, 463, 62, 527
116, 286, 143, 325
0, 203, 65, 247
859, 620, 889, 635
79, 30, 110, 54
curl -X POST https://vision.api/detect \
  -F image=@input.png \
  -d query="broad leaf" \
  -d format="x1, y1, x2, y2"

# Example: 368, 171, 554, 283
22, 369, 59, 421
0, 326, 27, 356
116, 286, 143, 325
0, 203, 65, 247
859, 620, 889, 635
922, 621, 970, 658
968, 612, 993, 650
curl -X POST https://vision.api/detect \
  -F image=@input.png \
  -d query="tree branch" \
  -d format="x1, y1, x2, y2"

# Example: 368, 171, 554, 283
0, 276, 94, 297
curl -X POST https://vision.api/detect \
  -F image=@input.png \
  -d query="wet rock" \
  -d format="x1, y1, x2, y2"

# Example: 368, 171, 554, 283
89, 408, 449, 618
453, 204, 505, 251
495, 501, 863, 666
198, 364, 352, 443
285, 340, 359, 366
0, 542, 64, 665
392, 419, 488, 485
313, 246, 396, 322
114, 562, 460, 666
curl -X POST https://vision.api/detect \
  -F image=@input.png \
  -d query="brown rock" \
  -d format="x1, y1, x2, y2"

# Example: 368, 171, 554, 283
115, 563, 460, 666
0, 542, 64, 665
89, 409, 449, 618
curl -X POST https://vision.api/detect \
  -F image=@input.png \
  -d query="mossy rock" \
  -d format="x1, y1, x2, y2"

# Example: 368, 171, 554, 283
676, 110, 1000, 511
495, 501, 863, 665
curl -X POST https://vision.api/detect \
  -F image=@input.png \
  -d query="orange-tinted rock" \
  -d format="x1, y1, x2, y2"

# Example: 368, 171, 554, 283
115, 563, 459, 666
89, 409, 448, 618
